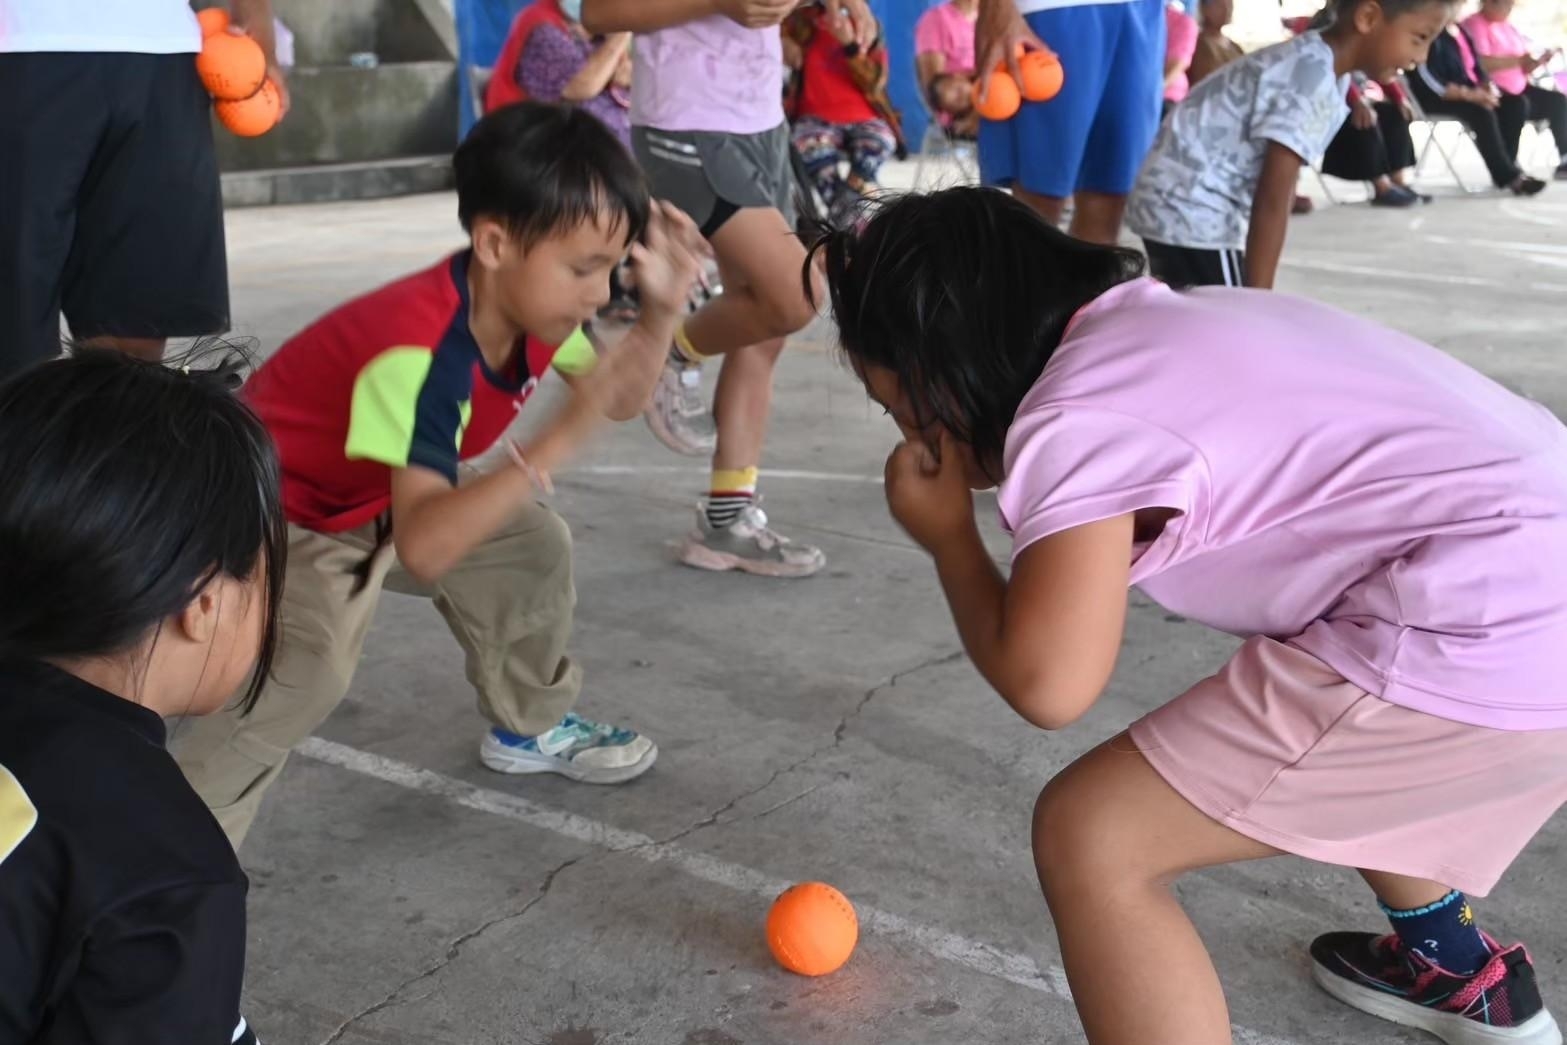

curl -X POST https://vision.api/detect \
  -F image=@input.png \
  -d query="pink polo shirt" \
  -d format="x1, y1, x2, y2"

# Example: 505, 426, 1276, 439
1164, 5, 1200, 102
998, 279, 1567, 731
1461, 12, 1530, 95
914, 1, 977, 75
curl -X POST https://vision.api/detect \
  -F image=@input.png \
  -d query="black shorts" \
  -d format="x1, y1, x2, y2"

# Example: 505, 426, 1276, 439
1142, 240, 1248, 289
0, 51, 229, 378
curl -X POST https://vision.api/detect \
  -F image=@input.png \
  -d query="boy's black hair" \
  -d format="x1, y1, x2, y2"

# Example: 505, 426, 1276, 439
454, 101, 651, 249
1327, 0, 1453, 25
0, 346, 286, 715
805, 188, 1145, 483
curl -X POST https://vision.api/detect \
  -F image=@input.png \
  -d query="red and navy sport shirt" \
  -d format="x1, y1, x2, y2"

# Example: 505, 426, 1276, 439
245, 251, 594, 532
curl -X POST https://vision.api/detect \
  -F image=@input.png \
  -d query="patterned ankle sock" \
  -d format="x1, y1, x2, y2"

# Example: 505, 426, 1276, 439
706, 467, 758, 529
1382, 890, 1490, 975
672, 322, 710, 364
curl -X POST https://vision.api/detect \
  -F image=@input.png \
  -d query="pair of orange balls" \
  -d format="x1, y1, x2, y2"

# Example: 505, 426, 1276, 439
973, 48, 1065, 122
195, 7, 282, 137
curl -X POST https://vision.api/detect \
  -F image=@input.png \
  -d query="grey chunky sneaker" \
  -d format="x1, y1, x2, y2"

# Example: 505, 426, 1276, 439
678, 499, 825, 578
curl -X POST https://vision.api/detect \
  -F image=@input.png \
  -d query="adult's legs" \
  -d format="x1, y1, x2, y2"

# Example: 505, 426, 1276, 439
1497, 89, 1530, 167
1374, 100, 1418, 177
1523, 84, 1567, 166
791, 116, 850, 219
1033, 734, 1279, 1044
844, 118, 897, 186
1418, 94, 1524, 187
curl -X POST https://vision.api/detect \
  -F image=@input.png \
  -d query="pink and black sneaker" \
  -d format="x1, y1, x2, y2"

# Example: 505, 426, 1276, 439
1311, 931, 1562, 1045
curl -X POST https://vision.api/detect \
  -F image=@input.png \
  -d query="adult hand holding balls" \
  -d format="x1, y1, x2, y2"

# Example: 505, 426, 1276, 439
973, 43, 1064, 121
194, 6, 289, 137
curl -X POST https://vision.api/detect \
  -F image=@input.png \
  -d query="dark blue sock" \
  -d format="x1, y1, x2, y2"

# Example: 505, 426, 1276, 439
1381, 890, 1490, 975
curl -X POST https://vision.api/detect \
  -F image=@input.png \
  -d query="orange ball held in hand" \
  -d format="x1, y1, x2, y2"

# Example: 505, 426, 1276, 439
1019, 49, 1064, 102
972, 69, 1021, 122
217, 78, 281, 137
196, 6, 230, 37
766, 882, 859, 977
197, 31, 266, 100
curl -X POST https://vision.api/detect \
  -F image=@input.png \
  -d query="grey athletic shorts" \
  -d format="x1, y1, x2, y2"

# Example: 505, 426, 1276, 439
632, 123, 796, 239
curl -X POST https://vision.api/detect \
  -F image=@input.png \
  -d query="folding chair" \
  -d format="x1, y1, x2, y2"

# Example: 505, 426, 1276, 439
1401, 73, 1487, 193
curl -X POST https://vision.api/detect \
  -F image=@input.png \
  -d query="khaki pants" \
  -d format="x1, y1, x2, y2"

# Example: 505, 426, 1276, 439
172, 500, 580, 849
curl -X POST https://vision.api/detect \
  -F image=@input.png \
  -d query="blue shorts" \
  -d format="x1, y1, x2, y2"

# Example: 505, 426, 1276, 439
978, 0, 1165, 198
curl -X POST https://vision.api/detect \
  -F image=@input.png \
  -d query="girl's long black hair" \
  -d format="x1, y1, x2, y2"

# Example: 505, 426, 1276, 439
807, 187, 1146, 481
0, 346, 286, 714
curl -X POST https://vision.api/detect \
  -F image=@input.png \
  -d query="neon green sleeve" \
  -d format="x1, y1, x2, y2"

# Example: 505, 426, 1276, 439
549, 326, 598, 377
344, 346, 436, 468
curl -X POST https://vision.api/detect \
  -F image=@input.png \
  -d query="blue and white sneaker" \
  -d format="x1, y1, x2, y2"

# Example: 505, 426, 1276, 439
479, 712, 657, 784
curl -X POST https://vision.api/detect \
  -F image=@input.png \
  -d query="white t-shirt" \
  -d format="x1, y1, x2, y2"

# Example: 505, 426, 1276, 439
1, 0, 200, 54
1127, 31, 1349, 250
1017, 0, 1137, 12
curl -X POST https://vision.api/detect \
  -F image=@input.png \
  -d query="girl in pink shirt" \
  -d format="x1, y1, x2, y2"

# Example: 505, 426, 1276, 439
810, 186, 1567, 1045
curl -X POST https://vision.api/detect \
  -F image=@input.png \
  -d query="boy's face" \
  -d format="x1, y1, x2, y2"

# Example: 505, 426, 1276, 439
1360, 0, 1452, 80
482, 212, 626, 345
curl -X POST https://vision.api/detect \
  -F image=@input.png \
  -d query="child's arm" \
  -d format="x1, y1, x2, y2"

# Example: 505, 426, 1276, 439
556, 201, 705, 420
885, 436, 1132, 731
1244, 141, 1302, 290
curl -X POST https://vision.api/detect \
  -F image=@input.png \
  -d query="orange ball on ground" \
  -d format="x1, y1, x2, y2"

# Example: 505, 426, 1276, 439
197, 31, 265, 100
766, 882, 858, 977
972, 69, 1021, 122
1019, 50, 1064, 102
196, 7, 230, 37
216, 78, 281, 137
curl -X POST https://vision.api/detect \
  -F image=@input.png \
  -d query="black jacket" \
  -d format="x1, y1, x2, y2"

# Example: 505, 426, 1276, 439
1416, 23, 1493, 94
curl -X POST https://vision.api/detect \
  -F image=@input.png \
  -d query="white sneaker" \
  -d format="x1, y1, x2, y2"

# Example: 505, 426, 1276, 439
479, 713, 657, 784
644, 351, 716, 457
678, 500, 826, 578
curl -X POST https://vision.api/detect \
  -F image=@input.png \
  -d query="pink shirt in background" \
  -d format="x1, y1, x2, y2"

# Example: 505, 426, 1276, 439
914, 1, 977, 75
998, 279, 1567, 731
632, 16, 783, 134
1461, 12, 1531, 95
1164, 5, 1200, 101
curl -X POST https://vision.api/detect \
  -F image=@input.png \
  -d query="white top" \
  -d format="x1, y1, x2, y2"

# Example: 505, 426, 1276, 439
0, 0, 201, 54
1127, 31, 1350, 250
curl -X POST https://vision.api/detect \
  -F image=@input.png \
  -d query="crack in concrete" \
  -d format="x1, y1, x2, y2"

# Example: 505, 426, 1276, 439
317, 855, 584, 1045
634, 648, 966, 853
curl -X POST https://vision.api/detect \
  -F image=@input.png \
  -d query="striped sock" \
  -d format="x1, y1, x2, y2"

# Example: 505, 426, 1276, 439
672, 322, 710, 364
706, 467, 758, 529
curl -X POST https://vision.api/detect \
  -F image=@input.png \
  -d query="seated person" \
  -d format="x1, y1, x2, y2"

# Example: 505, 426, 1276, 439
1188, 0, 1244, 87
1163, 1, 1200, 118
1462, 0, 1567, 180
486, 0, 631, 148
784, 3, 904, 228
1322, 75, 1428, 205
929, 70, 980, 137
1410, 20, 1548, 194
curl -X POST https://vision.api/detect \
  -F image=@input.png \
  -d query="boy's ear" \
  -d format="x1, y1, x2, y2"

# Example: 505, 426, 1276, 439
1354, 0, 1383, 32
471, 217, 514, 269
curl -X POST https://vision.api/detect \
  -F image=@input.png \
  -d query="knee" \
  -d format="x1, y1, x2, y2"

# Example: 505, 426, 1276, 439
754, 282, 817, 337
1031, 771, 1148, 899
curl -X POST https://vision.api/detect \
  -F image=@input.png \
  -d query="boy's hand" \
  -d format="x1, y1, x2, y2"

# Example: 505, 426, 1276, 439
716, 0, 798, 29
630, 201, 705, 319
885, 432, 975, 551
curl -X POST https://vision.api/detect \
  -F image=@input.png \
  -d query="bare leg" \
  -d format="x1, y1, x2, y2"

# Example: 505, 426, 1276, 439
682, 208, 816, 357
1067, 191, 1129, 246
1034, 733, 1280, 1045
1359, 869, 1453, 911
1011, 184, 1067, 227
80, 335, 165, 362
712, 337, 785, 472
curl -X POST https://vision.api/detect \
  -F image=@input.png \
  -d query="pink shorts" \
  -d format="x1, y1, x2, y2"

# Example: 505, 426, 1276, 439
1129, 637, 1567, 897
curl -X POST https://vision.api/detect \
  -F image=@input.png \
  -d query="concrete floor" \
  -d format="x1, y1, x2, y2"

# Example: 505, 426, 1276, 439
219, 147, 1567, 1045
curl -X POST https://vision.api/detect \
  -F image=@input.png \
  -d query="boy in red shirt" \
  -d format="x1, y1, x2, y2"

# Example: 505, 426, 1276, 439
784, 3, 904, 228
173, 102, 704, 847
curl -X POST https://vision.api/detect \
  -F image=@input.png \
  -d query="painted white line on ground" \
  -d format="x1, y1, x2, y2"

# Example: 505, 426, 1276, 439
1283, 256, 1566, 293
296, 737, 1302, 1045
1499, 200, 1566, 229
571, 464, 884, 484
